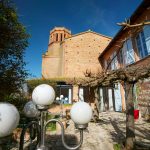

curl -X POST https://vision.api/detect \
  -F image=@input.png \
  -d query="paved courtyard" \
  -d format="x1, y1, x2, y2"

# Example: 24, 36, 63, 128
10, 112, 150, 150
43, 112, 150, 150
64, 112, 150, 150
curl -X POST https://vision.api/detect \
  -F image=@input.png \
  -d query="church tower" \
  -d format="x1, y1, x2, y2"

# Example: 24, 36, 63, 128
42, 27, 71, 78
45, 27, 71, 56
49, 27, 71, 44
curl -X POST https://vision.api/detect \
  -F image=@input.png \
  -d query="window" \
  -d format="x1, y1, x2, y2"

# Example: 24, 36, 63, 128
56, 33, 58, 41
122, 38, 135, 65
110, 51, 118, 70
56, 84, 73, 104
118, 48, 123, 65
107, 57, 111, 70
136, 25, 150, 58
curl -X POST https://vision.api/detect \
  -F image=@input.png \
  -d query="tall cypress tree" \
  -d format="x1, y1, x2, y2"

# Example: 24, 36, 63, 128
0, 0, 29, 100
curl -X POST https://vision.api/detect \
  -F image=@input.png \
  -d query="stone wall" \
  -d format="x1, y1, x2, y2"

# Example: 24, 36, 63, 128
42, 27, 111, 103
137, 80, 150, 117
62, 31, 111, 77
42, 28, 111, 79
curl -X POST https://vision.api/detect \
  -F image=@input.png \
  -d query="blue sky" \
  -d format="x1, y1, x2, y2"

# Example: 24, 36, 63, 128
13, 0, 142, 79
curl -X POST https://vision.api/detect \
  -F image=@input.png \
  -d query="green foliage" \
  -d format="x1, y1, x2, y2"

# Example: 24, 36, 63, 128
0, 0, 29, 99
27, 78, 69, 95
136, 84, 141, 96
46, 113, 57, 131
46, 122, 56, 131
63, 103, 72, 107
113, 144, 121, 150
133, 84, 140, 109
2, 95, 31, 128
134, 99, 139, 110
2, 95, 29, 111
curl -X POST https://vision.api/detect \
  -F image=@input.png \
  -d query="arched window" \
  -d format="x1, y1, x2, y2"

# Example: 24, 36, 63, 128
56, 33, 58, 41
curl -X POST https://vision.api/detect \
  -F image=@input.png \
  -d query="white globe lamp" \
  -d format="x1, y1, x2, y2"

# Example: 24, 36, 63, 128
32, 84, 55, 106
70, 102, 92, 126
0, 103, 20, 138
60, 95, 64, 99
65, 97, 68, 101
23, 101, 40, 118
56, 97, 60, 101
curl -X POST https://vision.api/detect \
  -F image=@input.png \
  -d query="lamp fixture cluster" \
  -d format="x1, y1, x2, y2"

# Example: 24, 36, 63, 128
0, 84, 92, 150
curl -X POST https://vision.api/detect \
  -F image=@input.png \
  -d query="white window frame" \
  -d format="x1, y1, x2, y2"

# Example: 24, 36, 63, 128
122, 38, 135, 65
110, 51, 118, 70
136, 25, 150, 59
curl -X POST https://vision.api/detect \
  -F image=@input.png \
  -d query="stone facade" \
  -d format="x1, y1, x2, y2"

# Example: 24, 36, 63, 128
62, 31, 111, 77
42, 27, 111, 79
42, 27, 111, 104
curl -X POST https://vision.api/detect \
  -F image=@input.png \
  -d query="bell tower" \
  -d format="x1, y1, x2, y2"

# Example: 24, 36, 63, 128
42, 27, 71, 78
49, 27, 71, 44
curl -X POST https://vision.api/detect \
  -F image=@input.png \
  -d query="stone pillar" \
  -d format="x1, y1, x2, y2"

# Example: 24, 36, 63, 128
62, 33, 64, 41
73, 86, 78, 102
58, 33, 61, 42
108, 88, 114, 111
120, 83, 126, 111
99, 88, 104, 112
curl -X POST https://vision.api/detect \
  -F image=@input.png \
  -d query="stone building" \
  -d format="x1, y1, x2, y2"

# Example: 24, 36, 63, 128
99, 0, 150, 114
42, 27, 111, 104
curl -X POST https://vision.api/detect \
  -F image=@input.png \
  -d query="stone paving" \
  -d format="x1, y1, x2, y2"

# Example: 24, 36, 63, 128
10, 112, 150, 150
44, 112, 150, 150
65, 112, 150, 150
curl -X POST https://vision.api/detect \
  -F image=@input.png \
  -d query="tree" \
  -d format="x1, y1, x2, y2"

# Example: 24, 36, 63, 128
0, 0, 29, 100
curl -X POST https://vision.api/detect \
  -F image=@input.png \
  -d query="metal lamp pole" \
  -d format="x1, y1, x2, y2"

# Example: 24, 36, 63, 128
60, 94, 64, 118
19, 84, 93, 150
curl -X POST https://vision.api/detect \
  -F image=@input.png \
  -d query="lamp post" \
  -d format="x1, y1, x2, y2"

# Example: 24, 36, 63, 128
65, 97, 69, 103
20, 84, 92, 150
56, 95, 64, 118
56, 97, 60, 101
19, 101, 41, 150
60, 94, 64, 118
